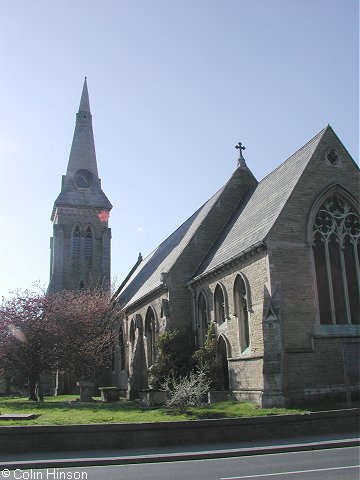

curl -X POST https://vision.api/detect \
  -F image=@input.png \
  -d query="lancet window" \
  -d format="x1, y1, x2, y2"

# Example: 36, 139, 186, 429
129, 319, 136, 353
119, 326, 125, 371
214, 284, 226, 325
234, 275, 250, 352
145, 307, 156, 367
72, 226, 81, 257
313, 194, 360, 325
84, 226, 93, 257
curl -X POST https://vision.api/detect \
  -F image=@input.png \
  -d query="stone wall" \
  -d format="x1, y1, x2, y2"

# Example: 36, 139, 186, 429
192, 251, 269, 404
267, 128, 360, 405
50, 206, 111, 291
1, 409, 358, 453
112, 291, 168, 394
286, 337, 360, 405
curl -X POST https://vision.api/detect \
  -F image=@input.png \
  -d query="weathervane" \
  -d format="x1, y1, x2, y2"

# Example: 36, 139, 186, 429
235, 141, 246, 166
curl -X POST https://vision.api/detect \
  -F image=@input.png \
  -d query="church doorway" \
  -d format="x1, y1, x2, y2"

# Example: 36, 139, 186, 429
217, 336, 229, 390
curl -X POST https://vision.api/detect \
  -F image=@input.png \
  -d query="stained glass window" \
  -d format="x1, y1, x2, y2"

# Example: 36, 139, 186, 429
313, 195, 360, 325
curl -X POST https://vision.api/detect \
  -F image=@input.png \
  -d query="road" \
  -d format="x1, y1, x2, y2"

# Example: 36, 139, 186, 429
3, 446, 359, 480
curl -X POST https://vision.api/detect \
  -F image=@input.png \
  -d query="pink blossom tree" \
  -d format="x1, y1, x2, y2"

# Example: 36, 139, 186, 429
0, 289, 55, 400
45, 288, 118, 400
0, 287, 119, 401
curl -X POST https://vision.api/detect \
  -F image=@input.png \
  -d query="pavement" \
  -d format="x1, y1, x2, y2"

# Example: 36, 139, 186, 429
0, 432, 359, 470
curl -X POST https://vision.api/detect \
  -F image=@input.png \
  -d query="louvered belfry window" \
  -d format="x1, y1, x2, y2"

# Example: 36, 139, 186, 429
313, 195, 360, 325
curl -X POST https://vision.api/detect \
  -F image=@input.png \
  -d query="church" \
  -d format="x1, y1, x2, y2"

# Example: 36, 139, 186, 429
51, 79, 359, 407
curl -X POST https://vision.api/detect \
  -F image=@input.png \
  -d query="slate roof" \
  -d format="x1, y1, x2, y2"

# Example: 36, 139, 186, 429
193, 126, 328, 279
115, 186, 225, 309
116, 126, 328, 309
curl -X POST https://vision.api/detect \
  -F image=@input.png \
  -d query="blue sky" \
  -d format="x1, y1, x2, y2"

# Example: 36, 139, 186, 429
0, 0, 358, 298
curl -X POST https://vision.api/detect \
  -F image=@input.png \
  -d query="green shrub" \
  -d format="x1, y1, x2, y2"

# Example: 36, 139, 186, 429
149, 322, 223, 397
148, 327, 195, 389
192, 322, 217, 386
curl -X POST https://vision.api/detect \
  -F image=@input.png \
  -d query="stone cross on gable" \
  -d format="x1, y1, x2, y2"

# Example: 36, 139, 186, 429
235, 141, 246, 156
235, 141, 246, 166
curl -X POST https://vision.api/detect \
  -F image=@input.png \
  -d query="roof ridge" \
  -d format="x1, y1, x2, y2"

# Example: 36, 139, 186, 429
142, 185, 226, 264
192, 126, 329, 278
117, 126, 331, 305
191, 185, 256, 278
258, 126, 328, 186
115, 185, 226, 305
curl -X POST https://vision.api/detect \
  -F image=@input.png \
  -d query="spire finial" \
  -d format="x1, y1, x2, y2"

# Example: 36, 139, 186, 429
235, 141, 246, 167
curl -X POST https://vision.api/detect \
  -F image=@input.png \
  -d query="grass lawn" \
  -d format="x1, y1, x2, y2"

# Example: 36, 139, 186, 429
0, 395, 308, 426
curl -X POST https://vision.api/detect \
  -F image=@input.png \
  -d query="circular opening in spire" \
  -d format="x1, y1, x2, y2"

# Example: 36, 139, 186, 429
74, 169, 93, 188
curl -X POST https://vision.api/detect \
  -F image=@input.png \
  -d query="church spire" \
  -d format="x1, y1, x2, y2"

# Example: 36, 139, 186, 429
49, 79, 112, 293
52, 79, 112, 218
79, 77, 90, 113
65, 78, 99, 178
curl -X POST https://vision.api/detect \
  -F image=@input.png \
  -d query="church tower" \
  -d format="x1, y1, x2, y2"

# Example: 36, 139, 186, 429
49, 79, 112, 292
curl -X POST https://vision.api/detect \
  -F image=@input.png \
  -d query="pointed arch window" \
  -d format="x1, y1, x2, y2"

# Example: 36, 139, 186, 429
197, 292, 208, 346
119, 326, 125, 371
72, 226, 81, 257
234, 275, 250, 352
84, 226, 93, 257
129, 319, 136, 353
313, 194, 360, 325
214, 284, 226, 325
145, 307, 156, 367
